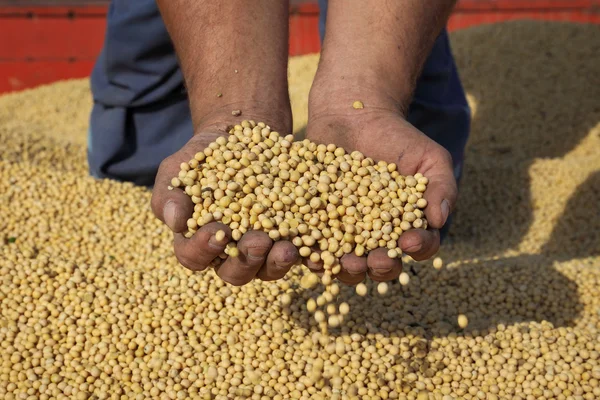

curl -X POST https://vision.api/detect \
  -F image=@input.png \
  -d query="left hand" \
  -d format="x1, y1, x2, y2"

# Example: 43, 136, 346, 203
304, 88, 458, 285
151, 111, 300, 286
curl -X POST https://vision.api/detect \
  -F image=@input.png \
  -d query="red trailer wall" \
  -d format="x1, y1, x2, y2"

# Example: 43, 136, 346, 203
0, 0, 599, 93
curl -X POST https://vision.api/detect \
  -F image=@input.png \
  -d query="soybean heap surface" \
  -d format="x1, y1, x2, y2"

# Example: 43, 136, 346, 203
0, 21, 599, 400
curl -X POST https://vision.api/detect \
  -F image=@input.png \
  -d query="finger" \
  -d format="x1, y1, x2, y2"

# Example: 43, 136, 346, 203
399, 229, 440, 261
367, 248, 402, 282
336, 254, 368, 285
216, 231, 273, 286
303, 248, 324, 273
151, 155, 195, 233
173, 223, 231, 271
256, 241, 300, 281
422, 149, 458, 230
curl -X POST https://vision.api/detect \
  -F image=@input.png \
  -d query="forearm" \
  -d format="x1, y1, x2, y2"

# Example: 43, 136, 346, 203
157, 0, 292, 131
312, 0, 456, 114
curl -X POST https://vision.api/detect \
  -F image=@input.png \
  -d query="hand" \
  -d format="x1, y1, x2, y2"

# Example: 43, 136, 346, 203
151, 114, 300, 286
305, 89, 457, 285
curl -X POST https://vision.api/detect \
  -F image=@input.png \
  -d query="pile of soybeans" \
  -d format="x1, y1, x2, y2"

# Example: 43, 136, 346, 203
0, 21, 599, 400
172, 120, 435, 331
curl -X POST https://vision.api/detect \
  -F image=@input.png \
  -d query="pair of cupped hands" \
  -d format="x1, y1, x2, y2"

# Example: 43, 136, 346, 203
150, 86, 457, 287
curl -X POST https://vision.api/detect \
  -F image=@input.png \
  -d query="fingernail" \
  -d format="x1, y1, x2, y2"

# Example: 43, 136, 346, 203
373, 267, 393, 274
208, 235, 224, 250
441, 199, 450, 225
404, 243, 422, 253
247, 247, 267, 261
347, 269, 364, 276
163, 202, 177, 232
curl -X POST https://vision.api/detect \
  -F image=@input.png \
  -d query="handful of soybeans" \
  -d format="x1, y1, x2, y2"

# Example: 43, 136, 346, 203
171, 120, 434, 330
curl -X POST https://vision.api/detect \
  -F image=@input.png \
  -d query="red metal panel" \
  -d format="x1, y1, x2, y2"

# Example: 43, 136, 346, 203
448, 9, 600, 31
290, 2, 320, 14
0, 5, 107, 16
0, 60, 95, 92
1, 0, 600, 94
456, 0, 600, 11
289, 3, 320, 56
0, 0, 108, 5
0, 17, 107, 59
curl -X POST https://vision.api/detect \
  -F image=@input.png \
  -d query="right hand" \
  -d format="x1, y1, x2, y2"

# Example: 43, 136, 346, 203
304, 81, 457, 285
151, 119, 300, 287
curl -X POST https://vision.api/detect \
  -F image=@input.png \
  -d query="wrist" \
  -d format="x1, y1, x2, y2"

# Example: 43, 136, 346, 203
310, 50, 417, 118
194, 100, 293, 136
186, 65, 291, 134
309, 67, 411, 120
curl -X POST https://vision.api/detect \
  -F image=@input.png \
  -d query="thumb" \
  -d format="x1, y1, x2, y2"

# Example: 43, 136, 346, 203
151, 156, 195, 233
